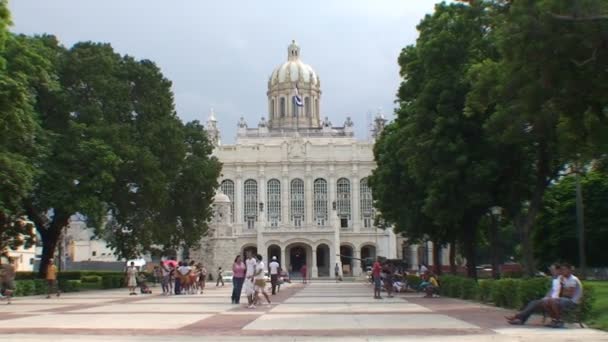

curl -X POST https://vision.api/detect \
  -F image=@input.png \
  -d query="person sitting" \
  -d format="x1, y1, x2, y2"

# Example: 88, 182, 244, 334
424, 273, 439, 297
505, 263, 562, 325
544, 263, 583, 328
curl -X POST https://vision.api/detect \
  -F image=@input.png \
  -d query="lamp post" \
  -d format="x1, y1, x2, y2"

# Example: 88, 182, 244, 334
489, 206, 503, 279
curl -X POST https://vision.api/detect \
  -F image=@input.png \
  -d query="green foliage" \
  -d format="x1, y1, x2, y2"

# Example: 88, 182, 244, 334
534, 171, 608, 267
406, 274, 422, 289
586, 281, 608, 330
59, 279, 81, 293
80, 275, 102, 284
14, 280, 34, 296
479, 280, 494, 302
101, 275, 124, 289
517, 277, 550, 307
460, 277, 479, 300
492, 278, 520, 309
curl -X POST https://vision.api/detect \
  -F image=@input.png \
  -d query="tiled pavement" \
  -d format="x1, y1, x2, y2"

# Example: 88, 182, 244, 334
0, 281, 607, 341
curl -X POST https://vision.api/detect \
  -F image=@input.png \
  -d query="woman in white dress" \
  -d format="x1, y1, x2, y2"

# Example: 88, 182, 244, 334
126, 261, 138, 295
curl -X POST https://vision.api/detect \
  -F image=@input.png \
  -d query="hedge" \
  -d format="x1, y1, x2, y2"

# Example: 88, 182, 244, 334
13, 279, 81, 296
438, 275, 596, 322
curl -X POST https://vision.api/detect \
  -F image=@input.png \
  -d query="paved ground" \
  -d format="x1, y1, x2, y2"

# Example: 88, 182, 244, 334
1, 281, 607, 341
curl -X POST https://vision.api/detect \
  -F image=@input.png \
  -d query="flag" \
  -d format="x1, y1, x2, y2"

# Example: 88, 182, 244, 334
293, 85, 303, 107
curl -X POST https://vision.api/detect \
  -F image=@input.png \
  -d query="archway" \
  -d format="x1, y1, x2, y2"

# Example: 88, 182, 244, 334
285, 243, 312, 278
340, 245, 353, 276
316, 244, 330, 277
360, 245, 376, 272
267, 245, 281, 266
242, 245, 257, 260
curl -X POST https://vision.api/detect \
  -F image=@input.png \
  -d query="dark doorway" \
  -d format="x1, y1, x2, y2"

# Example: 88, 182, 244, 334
290, 246, 307, 274
243, 246, 258, 260
340, 245, 353, 275
268, 245, 281, 265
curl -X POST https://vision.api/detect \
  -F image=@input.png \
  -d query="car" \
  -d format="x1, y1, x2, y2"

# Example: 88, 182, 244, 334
222, 270, 233, 282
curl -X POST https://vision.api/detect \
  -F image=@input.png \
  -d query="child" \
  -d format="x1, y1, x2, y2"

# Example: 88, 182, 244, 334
216, 267, 224, 286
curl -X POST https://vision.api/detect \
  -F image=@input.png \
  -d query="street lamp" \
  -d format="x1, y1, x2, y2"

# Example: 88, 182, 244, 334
489, 206, 503, 279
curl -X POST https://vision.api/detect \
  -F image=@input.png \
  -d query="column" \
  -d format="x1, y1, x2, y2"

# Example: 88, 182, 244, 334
234, 176, 243, 228
351, 173, 360, 232
311, 247, 318, 278
258, 170, 266, 230
427, 241, 433, 267
328, 167, 336, 228
410, 244, 419, 272
281, 246, 288, 273
332, 211, 341, 279
352, 248, 361, 277
305, 172, 313, 226
282, 166, 289, 225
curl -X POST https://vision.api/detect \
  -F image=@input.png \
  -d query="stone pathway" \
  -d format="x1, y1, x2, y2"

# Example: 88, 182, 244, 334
0, 281, 607, 341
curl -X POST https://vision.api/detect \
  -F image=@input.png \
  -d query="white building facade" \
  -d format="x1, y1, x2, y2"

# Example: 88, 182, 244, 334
194, 41, 445, 278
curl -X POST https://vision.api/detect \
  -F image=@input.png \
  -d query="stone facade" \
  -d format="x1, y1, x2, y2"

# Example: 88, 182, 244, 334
196, 41, 448, 278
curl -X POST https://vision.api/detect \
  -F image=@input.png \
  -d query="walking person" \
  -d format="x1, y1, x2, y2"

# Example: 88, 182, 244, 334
300, 264, 307, 284
372, 257, 382, 299
254, 254, 271, 305
335, 263, 341, 282
46, 258, 60, 298
244, 251, 257, 309
269, 256, 280, 295
216, 267, 225, 287
383, 263, 394, 298
160, 261, 171, 295
174, 261, 183, 295
198, 264, 207, 294
231, 255, 246, 304
0, 257, 16, 304
126, 261, 138, 295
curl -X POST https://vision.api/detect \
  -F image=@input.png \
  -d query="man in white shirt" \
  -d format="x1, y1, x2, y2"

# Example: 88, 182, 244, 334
506, 263, 562, 325
244, 251, 257, 308
254, 254, 271, 306
269, 256, 280, 295
546, 263, 583, 328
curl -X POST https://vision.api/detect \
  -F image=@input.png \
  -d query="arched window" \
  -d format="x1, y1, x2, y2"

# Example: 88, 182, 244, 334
315, 98, 319, 117
313, 178, 328, 226
280, 98, 286, 117
290, 178, 305, 227
305, 97, 311, 117
220, 179, 235, 222
243, 179, 258, 229
270, 99, 275, 117
267, 179, 281, 228
336, 178, 351, 228
360, 178, 373, 228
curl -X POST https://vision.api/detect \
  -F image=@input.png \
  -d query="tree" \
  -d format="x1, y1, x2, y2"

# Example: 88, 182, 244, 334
0, 1, 43, 256
466, 0, 608, 275
534, 171, 608, 268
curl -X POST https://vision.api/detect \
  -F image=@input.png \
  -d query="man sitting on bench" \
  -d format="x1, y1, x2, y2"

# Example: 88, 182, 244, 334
505, 263, 562, 325
544, 263, 583, 328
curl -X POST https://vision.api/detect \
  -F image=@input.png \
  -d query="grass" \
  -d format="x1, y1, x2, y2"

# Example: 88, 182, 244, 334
585, 280, 608, 330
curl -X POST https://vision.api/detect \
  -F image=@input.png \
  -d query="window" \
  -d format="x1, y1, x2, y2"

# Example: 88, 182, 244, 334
360, 178, 373, 228
267, 179, 281, 228
270, 99, 275, 117
315, 98, 319, 117
92, 251, 97, 256
220, 180, 235, 222
313, 178, 328, 226
280, 97, 286, 117
290, 179, 305, 227
305, 97, 311, 117
336, 178, 351, 226
244, 179, 258, 228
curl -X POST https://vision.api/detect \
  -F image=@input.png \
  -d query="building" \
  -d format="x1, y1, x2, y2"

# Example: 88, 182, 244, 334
193, 41, 445, 278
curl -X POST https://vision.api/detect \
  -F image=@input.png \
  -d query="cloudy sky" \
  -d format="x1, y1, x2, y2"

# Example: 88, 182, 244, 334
9, 0, 441, 142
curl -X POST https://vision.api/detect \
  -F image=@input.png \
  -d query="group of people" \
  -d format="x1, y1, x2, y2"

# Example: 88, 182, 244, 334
233, 252, 272, 308
370, 259, 440, 299
1, 257, 61, 304
371, 258, 396, 299
505, 262, 583, 328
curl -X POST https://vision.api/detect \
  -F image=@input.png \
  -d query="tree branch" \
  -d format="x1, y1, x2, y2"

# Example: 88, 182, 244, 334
551, 13, 608, 21
571, 48, 597, 67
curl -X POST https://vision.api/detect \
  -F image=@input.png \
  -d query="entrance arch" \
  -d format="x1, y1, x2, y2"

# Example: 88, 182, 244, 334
267, 245, 281, 265
340, 245, 353, 276
360, 244, 376, 272
316, 244, 330, 277
242, 245, 257, 259
285, 243, 313, 278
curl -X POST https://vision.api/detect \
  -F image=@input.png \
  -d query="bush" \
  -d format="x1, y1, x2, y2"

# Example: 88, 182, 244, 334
460, 277, 479, 300
81, 275, 102, 284
578, 283, 596, 322
33, 279, 48, 295
406, 274, 422, 289
102, 275, 124, 289
60, 279, 81, 292
492, 278, 520, 309
479, 280, 495, 303
14, 280, 35, 296
517, 277, 550, 308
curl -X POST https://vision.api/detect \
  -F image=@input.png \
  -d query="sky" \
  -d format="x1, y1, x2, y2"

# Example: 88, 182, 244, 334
9, 0, 442, 142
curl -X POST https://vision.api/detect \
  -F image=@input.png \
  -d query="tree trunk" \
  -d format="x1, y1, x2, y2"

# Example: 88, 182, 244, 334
463, 224, 478, 279
25, 204, 70, 279
449, 241, 457, 274
432, 240, 442, 275
490, 216, 500, 279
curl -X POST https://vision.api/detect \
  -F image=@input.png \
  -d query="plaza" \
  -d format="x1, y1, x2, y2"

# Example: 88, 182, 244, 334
1, 282, 606, 341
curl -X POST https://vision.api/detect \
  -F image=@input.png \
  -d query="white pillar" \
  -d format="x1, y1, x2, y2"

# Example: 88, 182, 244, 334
282, 167, 289, 226
281, 245, 288, 273
352, 248, 361, 277
410, 244, 419, 271
352, 174, 360, 231
332, 212, 341, 279
305, 172, 313, 225
311, 247, 318, 278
